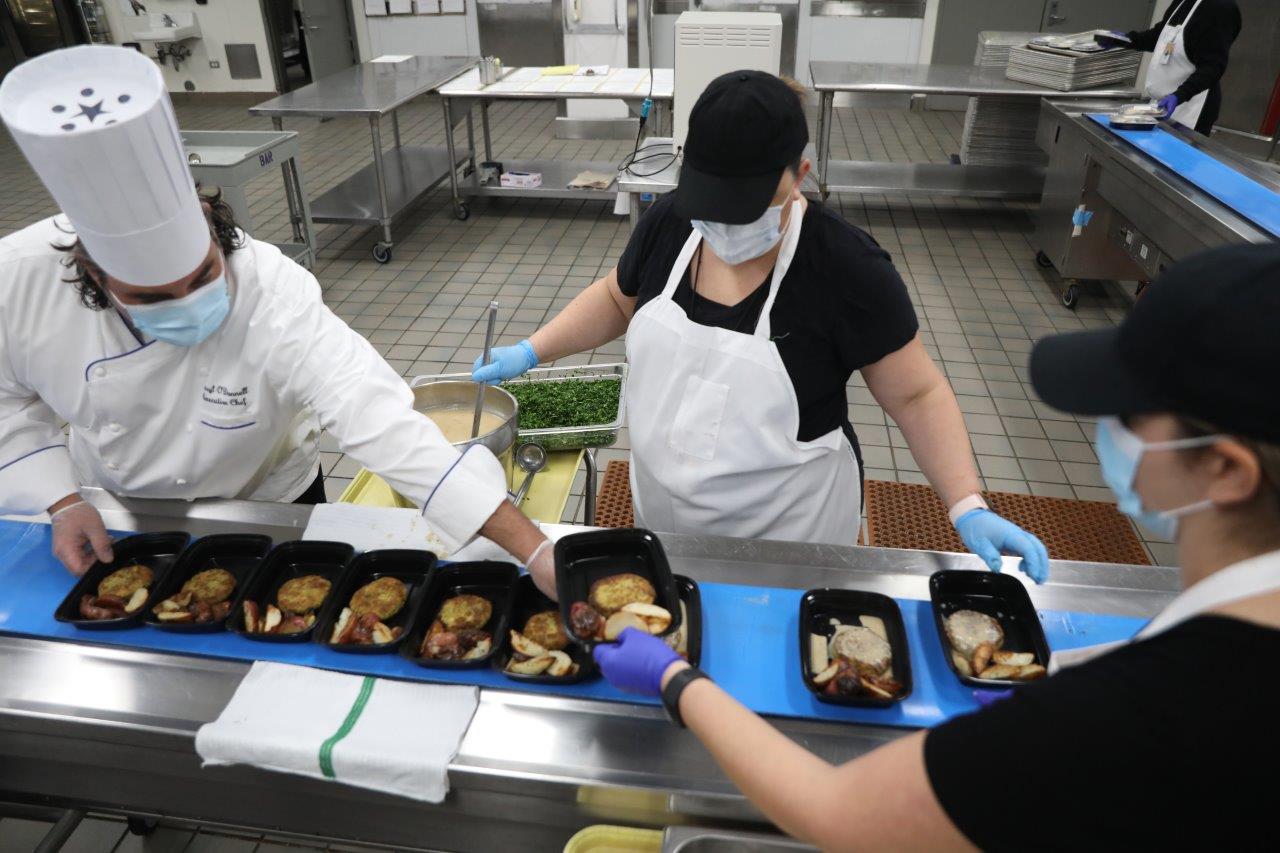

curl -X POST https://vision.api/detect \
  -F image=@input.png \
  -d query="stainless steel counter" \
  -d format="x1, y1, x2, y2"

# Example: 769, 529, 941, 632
1033, 99, 1279, 308
809, 61, 1139, 202
249, 56, 478, 264
0, 492, 1177, 850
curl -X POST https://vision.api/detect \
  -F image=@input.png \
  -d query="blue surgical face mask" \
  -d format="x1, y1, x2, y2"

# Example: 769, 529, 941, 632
1095, 416, 1219, 540
692, 203, 785, 265
121, 273, 230, 347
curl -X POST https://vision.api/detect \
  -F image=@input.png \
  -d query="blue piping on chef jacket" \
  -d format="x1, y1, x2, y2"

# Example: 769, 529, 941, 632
200, 420, 257, 431
422, 443, 478, 514
0, 444, 64, 475
83, 341, 156, 381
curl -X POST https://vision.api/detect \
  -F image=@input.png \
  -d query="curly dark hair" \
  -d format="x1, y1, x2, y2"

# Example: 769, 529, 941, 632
53, 186, 245, 310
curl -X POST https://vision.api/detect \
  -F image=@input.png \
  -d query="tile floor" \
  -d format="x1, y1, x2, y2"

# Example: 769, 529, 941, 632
0, 94, 1178, 849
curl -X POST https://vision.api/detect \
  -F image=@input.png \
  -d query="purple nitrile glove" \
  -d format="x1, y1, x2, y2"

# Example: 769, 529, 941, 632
1156, 93, 1180, 119
974, 689, 1014, 708
1093, 30, 1130, 49
955, 508, 1050, 585
472, 339, 538, 385
592, 627, 681, 696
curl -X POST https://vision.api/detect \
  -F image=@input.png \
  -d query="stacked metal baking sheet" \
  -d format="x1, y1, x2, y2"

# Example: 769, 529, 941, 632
960, 32, 1046, 167
1006, 42, 1141, 92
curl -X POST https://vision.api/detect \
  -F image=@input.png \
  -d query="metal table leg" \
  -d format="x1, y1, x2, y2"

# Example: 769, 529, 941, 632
369, 115, 394, 263
286, 154, 317, 268
392, 109, 402, 150
583, 449, 597, 527
465, 110, 477, 178
817, 91, 834, 201
481, 99, 494, 164
441, 98, 469, 221
629, 192, 640, 229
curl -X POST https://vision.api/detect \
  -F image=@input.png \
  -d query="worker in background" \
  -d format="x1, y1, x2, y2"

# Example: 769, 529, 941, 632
0, 46, 555, 593
1096, 0, 1242, 135
474, 71, 1049, 583
592, 244, 1280, 850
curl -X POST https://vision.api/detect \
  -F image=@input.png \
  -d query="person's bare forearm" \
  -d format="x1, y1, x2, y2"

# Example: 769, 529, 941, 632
893, 380, 983, 509
478, 500, 546, 563
528, 272, 632, 363
667, 667, 848, 845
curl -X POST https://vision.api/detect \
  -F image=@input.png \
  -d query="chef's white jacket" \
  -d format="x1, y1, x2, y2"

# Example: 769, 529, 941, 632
0, 216, 507, 551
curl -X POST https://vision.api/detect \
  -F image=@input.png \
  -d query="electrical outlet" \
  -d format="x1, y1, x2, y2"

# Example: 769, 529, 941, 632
209, 60, 221, 69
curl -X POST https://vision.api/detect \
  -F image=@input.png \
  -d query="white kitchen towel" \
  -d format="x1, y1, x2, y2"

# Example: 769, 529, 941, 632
196, 662, 478, 803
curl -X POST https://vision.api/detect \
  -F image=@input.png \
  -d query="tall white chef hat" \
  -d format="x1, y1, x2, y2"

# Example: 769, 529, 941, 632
0, 45, 209, 287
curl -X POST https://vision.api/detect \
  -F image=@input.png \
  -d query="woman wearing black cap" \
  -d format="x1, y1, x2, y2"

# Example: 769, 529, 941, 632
474, 70, 1047, 582
587, 244, 1280, 849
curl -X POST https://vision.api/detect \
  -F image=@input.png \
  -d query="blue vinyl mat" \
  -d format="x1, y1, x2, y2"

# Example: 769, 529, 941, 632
1088, 114, 1280, 239
0, 521, 1145, 729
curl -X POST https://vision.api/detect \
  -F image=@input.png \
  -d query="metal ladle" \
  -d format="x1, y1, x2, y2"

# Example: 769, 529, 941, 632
472, 301, 499, 438
511, 442, 547, 506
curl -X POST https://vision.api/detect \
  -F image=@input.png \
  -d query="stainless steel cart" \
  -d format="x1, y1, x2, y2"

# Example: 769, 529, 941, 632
435, 66, 673, 215
809, 61, 1139, 201
250, 56, 479, 264
181, 129, 317, 269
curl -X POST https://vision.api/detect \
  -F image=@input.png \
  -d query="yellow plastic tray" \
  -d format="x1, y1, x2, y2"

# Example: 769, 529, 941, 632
563, 825, 663, 853
338, 449, 583, 525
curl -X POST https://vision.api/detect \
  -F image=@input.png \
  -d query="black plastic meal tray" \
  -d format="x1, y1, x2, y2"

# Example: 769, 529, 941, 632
496, 574, 597, 684
314, 549, 436, 654
402, 561, 519, 669
227, 540, 354, 643
54, 532, 192, 630
673, 574, 703, 668
798, 588, 913, 707
143, 534, 273, 632
554, 528, 682, 650
929, 569, 1051, 688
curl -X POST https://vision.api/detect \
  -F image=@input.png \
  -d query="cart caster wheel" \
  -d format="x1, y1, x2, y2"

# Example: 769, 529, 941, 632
1061, 283, 1080, 309
372, 242, 392, 264
1035, 249, 1054, 269
453, 203, 470, 221
126, 817, 158, 836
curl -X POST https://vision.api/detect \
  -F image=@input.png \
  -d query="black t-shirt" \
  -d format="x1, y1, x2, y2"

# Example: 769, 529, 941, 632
924, 616, 1280, 851
617, 194, 918, 453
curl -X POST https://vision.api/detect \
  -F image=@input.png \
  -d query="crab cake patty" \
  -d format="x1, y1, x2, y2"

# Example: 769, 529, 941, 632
276, 574, 332, 614
439, 593, 491, 630
98, 564, 153, 599
588, 573, 655, 615
522, 610, 569, 651
350, 576, 408, 620
181, 568, 236, 604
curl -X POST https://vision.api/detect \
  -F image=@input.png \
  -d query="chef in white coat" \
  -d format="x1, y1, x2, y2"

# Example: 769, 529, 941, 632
1096, 0, 1241, 135
0, 46, 554, 592
474, 71, 1049, 582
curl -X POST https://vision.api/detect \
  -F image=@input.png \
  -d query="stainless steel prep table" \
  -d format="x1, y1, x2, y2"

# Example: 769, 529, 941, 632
181, 130, 317, 269
809, 61, 1139, 201
0, 489, 1176, 851
1033, 99, 1280, 308
435, 67, 673, 218
250, 56, 479, 264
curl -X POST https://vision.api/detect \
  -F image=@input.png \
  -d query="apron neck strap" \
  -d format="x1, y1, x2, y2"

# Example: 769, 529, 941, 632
1174, 0, 1205, 25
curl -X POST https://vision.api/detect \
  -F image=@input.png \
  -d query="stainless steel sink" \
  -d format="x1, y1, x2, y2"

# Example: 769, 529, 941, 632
662, 827, 818, 852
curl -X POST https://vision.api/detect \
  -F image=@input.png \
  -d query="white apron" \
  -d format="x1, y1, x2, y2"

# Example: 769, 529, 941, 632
1143, 0, 1209, 129
1050, 549, 1280, 672
625, 200, 862, 545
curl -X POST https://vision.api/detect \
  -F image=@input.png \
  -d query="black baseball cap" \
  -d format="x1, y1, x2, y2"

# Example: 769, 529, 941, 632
674, 70, 809, 225
1030, 244, 1280, 443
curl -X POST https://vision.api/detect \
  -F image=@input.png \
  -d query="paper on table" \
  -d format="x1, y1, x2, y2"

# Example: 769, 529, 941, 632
302, 503, 450, 557
524, 77, 568, 93
372, 56, 413, 64
542, 64, 580, 76
575, 65, 611, 76
438, 67, 482, 93
610, 68, 647, 83
560, 77, 605, 93
596, 78, 645, 96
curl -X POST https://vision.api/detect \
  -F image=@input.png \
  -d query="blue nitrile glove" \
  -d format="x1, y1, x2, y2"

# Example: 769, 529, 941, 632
1156, 93, 1180, 119
1093, 30, 1129, 49
472, 339, 538, 385
593, 627, 681, 696
955, 509, 1050, 585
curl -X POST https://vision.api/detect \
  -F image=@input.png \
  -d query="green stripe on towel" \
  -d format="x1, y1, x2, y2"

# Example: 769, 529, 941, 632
319, 675, 376, 779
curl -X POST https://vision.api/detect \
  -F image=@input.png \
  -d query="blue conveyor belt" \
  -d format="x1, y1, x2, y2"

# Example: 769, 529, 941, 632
1088, 114, 1280, 239
0, 521, 1144, 729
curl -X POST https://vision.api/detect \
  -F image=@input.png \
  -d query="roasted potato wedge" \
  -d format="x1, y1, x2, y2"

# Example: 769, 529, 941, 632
993, 651, 1035, 667
506, 655, 554, 675
546, 650, 573, 677
509, 630, 547, 658
603, 610, 647, 641
1014, 663, 1047, 681
951, 649, 973, 677
972, 642, 995, 675
620, 602, 672, 634
812, 662, 840, 686
124, 588, 148, 613
977, 664, 1021, 681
